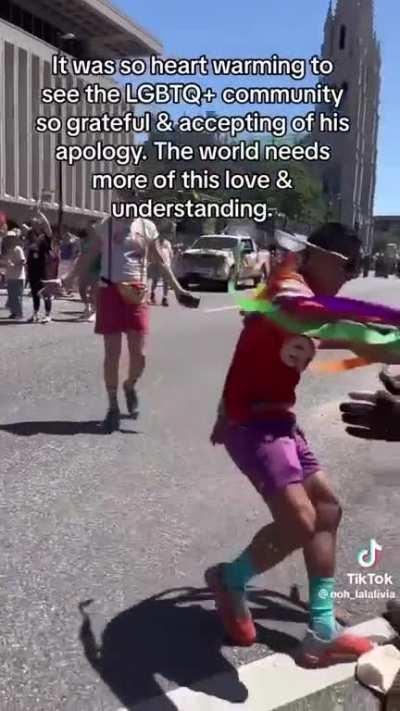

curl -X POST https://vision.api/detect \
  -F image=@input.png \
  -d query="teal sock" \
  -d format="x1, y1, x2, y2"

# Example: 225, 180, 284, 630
309, 577, 336, 640
222, 550, 257, 591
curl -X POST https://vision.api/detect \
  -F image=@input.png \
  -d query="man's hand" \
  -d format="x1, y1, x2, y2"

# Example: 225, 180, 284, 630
340, 370, 400, 441
176, 289, 200, 309
379, 366, 400, 395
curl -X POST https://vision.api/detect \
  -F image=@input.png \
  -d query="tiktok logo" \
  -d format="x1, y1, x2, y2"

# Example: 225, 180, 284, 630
357, 539, 383, 569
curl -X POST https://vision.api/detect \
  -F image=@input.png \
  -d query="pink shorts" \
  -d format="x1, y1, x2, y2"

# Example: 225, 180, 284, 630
95, 285, 149, 335
224, 420, 320, 498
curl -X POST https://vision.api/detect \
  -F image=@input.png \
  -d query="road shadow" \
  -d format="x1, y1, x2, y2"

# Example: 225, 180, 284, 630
0, 420, 139, 436
52, 318, 92, 323
59, 310, 84, 315
0, 320, 26, 326
78, 586, 305, 710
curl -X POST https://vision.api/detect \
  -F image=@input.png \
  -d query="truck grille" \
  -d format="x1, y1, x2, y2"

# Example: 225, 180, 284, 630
183, 254, 223, 268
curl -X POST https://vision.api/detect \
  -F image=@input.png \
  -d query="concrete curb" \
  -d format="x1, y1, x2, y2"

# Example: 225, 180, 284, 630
122, 617, 396, 711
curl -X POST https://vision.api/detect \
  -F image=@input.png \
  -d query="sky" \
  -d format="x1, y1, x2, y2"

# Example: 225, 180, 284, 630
115, 0, 399, 216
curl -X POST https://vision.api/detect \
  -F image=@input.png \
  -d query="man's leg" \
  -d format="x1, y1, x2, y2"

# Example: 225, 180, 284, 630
86, 281, 96, 321
123, 329, 146, 418
298, 470, 373, 664
78, 278, 90, 317
162, 276, 169, 306
206, 483, 317, 646
15, 279, 24, 318
103, 333, 122, 432
7, 280, 18, 317
301, 471, 341, 640
29, 281, 40, 321
150, 266, 159, 304
43, 290, 52, 318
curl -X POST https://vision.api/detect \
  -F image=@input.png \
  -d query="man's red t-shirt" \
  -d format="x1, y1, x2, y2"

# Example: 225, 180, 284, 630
223, 266, 317, 424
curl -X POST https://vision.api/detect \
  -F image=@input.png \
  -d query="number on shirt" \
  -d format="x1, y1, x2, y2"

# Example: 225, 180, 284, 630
280, 336, 316, 373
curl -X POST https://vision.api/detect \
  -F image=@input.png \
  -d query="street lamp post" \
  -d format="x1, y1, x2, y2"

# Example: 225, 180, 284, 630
56, 33, 75, 241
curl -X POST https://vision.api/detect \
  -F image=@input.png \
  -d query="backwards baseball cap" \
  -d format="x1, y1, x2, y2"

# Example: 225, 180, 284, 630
276, 223, 361, 261
308, 222, 361, 260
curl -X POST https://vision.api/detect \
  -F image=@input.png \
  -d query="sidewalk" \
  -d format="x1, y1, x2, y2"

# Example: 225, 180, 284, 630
131, 618, 394, 711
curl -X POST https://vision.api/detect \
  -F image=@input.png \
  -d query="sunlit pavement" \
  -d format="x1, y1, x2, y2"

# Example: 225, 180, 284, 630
1, 275, 399, 710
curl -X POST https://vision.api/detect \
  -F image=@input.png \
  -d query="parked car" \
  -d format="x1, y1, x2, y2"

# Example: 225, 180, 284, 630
174, 234, 269, 290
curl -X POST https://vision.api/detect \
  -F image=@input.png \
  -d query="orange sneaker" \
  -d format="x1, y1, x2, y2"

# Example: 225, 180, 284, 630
205, 564, 256, 646
297, 627, 375, 668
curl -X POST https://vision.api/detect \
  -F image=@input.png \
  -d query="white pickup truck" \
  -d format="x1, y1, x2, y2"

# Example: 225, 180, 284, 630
174, 234, 270, 290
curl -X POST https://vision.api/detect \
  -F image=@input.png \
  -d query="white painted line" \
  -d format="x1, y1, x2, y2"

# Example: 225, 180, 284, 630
115, 616, 396, 711
203, 306, 238, 313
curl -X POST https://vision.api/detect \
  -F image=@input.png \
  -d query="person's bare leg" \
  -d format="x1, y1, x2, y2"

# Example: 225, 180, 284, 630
78, 281, 88, 306
126, 330, 146, 387
298, 471, 342, 641
103, 333, 122, 410
248, 485, 316, 568
206, 484, 317, 646
123, 330, 146, 418
162, 277, 169, 305
78, 279, 89, 316
303, 471, 341, 578
210, 484, 317, 591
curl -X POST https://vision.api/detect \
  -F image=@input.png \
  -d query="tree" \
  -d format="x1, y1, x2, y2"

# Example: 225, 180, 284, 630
272, 164, 327, 224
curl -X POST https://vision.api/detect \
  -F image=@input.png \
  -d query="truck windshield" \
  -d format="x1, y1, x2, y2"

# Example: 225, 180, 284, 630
192, 237, 239, 250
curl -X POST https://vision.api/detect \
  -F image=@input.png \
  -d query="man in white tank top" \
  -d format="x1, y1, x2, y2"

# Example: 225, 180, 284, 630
42, 216, 198, 432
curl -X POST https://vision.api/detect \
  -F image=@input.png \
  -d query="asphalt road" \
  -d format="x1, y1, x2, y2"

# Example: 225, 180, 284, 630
1, 276, 400, 711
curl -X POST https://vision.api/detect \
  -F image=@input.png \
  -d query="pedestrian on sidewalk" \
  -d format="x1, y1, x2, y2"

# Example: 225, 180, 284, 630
25, 208, 54, 324
0, 230, 26, 320
207, 222, 382, 667
42, 216, 198, 433
150, 223, 174, 306
76, 228, 98, 322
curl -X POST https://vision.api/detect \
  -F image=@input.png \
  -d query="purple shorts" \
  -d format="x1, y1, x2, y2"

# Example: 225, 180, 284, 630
224, 420, 320, 498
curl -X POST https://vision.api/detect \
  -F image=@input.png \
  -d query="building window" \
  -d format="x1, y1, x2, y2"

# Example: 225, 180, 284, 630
0, 0, 12, 22
0, 1, 74, 53
339, 25, 346, 50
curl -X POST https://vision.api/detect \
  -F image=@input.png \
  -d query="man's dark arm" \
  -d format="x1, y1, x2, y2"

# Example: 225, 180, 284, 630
340, 369, 400, 441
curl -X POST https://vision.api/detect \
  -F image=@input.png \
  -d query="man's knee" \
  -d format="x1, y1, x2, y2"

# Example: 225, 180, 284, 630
316, 499, 342, 532
289, 503, 317, 548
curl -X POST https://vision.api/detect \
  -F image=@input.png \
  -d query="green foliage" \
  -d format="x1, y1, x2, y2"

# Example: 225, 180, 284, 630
232, 162, 327, 224
273, 164, 327, 223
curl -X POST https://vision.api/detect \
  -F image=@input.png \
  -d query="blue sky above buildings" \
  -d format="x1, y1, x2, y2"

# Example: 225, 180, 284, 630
117, 0, 399, 215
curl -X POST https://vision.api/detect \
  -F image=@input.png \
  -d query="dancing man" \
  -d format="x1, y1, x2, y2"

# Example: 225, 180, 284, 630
206, 222, 396, 667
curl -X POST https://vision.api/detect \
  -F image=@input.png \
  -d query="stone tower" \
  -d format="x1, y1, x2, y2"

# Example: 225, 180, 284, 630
315, 0, 381, 250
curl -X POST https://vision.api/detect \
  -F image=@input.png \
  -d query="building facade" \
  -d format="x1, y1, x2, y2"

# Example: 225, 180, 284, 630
314, 0, 381, 250
0, 0, 162, 227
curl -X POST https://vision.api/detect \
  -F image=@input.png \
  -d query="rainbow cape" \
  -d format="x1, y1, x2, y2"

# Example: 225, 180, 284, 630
231, 254, 400, 373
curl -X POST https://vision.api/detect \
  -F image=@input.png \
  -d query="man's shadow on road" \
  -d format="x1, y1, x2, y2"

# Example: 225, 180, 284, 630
0, 418, 139, 436
78, 586, 308, 710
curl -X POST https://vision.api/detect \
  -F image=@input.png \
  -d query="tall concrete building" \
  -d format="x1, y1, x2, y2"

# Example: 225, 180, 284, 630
0, 0, 162, 227
315, 0, 381, 250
